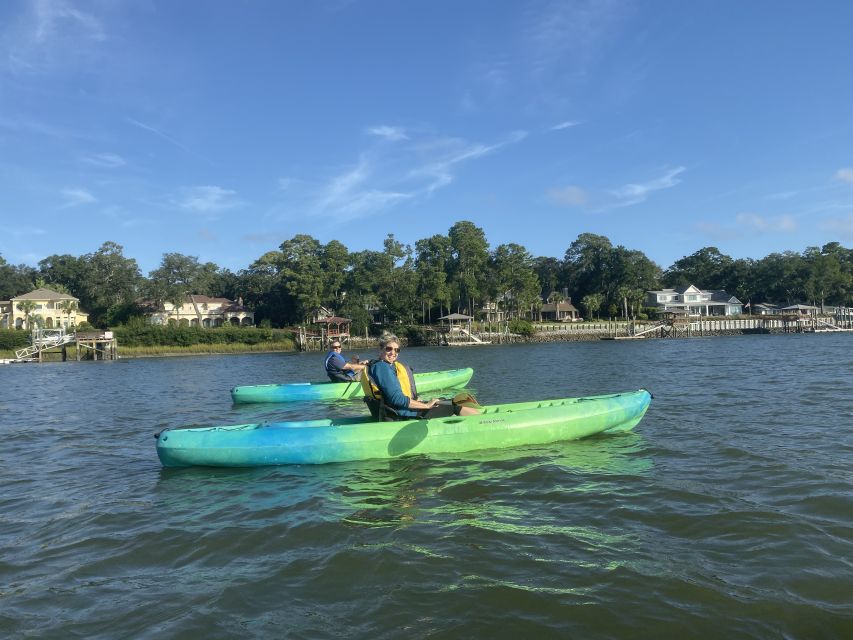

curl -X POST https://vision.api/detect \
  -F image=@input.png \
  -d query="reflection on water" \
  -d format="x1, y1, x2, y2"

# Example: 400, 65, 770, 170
331, 434, 653, 532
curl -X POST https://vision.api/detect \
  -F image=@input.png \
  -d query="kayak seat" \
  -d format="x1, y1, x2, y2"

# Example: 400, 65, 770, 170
363, 396, 403, 422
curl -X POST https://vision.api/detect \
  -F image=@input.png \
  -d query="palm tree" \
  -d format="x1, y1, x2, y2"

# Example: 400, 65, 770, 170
58, 299, 78, 328
15, 300, 37, 330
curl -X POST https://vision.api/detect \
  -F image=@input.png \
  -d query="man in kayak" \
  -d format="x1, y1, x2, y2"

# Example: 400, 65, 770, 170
324, 340, 367, 382
361, 332, 479, 419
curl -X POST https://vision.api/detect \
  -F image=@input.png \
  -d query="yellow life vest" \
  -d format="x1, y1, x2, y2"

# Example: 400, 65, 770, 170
361, 360, 417, 401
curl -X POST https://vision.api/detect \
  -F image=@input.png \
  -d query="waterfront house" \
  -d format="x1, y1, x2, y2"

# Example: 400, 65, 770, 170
645, 285, 743, 316
540, 300, 581, 322
779, 304, 819, 317
1, 288, 89, 330
751, 303, 780, 315
144, 295, 254, 327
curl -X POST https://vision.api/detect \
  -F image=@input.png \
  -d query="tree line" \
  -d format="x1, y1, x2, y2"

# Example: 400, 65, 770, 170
1, 222, 851, 331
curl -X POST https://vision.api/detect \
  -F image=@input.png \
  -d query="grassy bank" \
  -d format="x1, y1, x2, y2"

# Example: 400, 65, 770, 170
119, 341, 297, 357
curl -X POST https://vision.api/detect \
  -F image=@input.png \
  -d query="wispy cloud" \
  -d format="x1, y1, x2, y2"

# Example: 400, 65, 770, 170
550, 120, 580, 131
524, 0, 627, 76
298, 128, 528, 221
735, 213, 797, 232
0, 114, 79, 139
3, 0, 109, 76
177, 186, 241, 215
80, 152, 125, 168
546, 185, 587, 206
34, 0, 106, 43
413, 130, 528, 194
126, 118, 213, 163
835, 168, 853, 184
60, 187, 96, 207
367, 125, 409, 141
607, 166, 685, 208
317, 155, 411, 219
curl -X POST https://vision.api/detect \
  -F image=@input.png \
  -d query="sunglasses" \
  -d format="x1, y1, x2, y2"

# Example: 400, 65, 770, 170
331, 345, 341, 348
384, 346, 400, 353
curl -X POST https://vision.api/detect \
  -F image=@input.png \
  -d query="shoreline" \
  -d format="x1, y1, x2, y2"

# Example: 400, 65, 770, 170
3, 319, 849, 362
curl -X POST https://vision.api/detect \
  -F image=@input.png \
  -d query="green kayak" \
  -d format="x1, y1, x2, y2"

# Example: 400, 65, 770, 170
157, 389, 652, 467
230, 367, 473, 404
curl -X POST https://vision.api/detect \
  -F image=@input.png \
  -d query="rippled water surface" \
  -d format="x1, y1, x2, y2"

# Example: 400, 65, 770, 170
2, 334, 852, 638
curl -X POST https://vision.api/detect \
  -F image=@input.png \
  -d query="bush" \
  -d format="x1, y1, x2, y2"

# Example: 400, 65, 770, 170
508, 319, 534, 336
111, 321, 294, 348
0, 329, 31, 350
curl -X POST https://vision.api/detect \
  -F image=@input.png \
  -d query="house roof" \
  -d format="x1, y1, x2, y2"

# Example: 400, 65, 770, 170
12, 288, 77, 301
439, 313, 473, 320
541, 302, 578, 312
313, 316, 351, 324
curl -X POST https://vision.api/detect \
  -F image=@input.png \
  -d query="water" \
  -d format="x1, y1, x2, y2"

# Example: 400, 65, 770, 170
1, 334, 852, 638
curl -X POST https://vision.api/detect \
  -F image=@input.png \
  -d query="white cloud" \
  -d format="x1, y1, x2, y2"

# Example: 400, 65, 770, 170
178, 186, 240, 214
608, 166, 685, 208
546, 185, 587, 206
367, 126, 408, 141
834, 168, 853, 184
35, 0, 106, 43
303, 129, 528, 221
80, 152, 125, 168
551, 121, 579, 131
60, 187, 96, 207
735, 213, 797, 232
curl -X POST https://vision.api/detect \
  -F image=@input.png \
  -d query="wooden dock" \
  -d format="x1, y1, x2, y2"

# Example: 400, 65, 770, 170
12, 329, 118, 362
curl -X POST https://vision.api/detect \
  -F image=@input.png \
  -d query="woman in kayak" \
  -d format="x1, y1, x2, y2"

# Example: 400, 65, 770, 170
362, 332, 478, 419
324, 339, 366, 382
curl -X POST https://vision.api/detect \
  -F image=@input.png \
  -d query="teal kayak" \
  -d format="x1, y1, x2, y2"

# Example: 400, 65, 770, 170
156, 389, 652, 467
230, 367, 473, 404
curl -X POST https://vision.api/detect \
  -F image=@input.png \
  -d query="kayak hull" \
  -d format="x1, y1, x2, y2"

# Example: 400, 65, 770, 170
157, 389, 652, 467
230, 367, 474, 403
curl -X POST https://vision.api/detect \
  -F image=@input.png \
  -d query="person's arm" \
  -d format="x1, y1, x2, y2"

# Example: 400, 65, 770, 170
342, 361, 365, 372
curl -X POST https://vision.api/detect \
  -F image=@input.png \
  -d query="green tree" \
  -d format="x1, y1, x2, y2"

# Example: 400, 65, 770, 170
15, 299, 37, 329
57, 299, 78, 327
80, 242, 142, 326
279, 234, 326, 324
448, 221, 490, 315
0, 255, 37, 300
535, 256, 564, 301
38, 254, 87, 296
489, 243, 540, 320
415, 234, 452, 323
321, 240, 350, 308
663, 247, 732, 290
563, 233, 615, 304
580, 293, 603, 320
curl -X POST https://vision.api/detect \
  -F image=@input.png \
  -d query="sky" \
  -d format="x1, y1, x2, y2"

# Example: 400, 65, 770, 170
2, 0, 853, 277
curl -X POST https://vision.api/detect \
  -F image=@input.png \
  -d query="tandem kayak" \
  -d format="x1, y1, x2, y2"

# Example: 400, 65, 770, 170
156, 389, 652, 467
230, 367, 474, 404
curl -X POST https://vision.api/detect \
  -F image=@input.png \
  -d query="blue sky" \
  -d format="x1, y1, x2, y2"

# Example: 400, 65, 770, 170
2, 0, 853, 276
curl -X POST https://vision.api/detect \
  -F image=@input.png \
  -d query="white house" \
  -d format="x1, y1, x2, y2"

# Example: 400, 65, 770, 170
1, 288, 89, 329
145, 295, 254, 327
645, 285, 743, 317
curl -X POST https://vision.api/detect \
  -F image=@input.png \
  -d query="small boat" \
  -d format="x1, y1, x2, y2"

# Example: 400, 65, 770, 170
230, 367, 474, 404
156, 389, 652, 467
